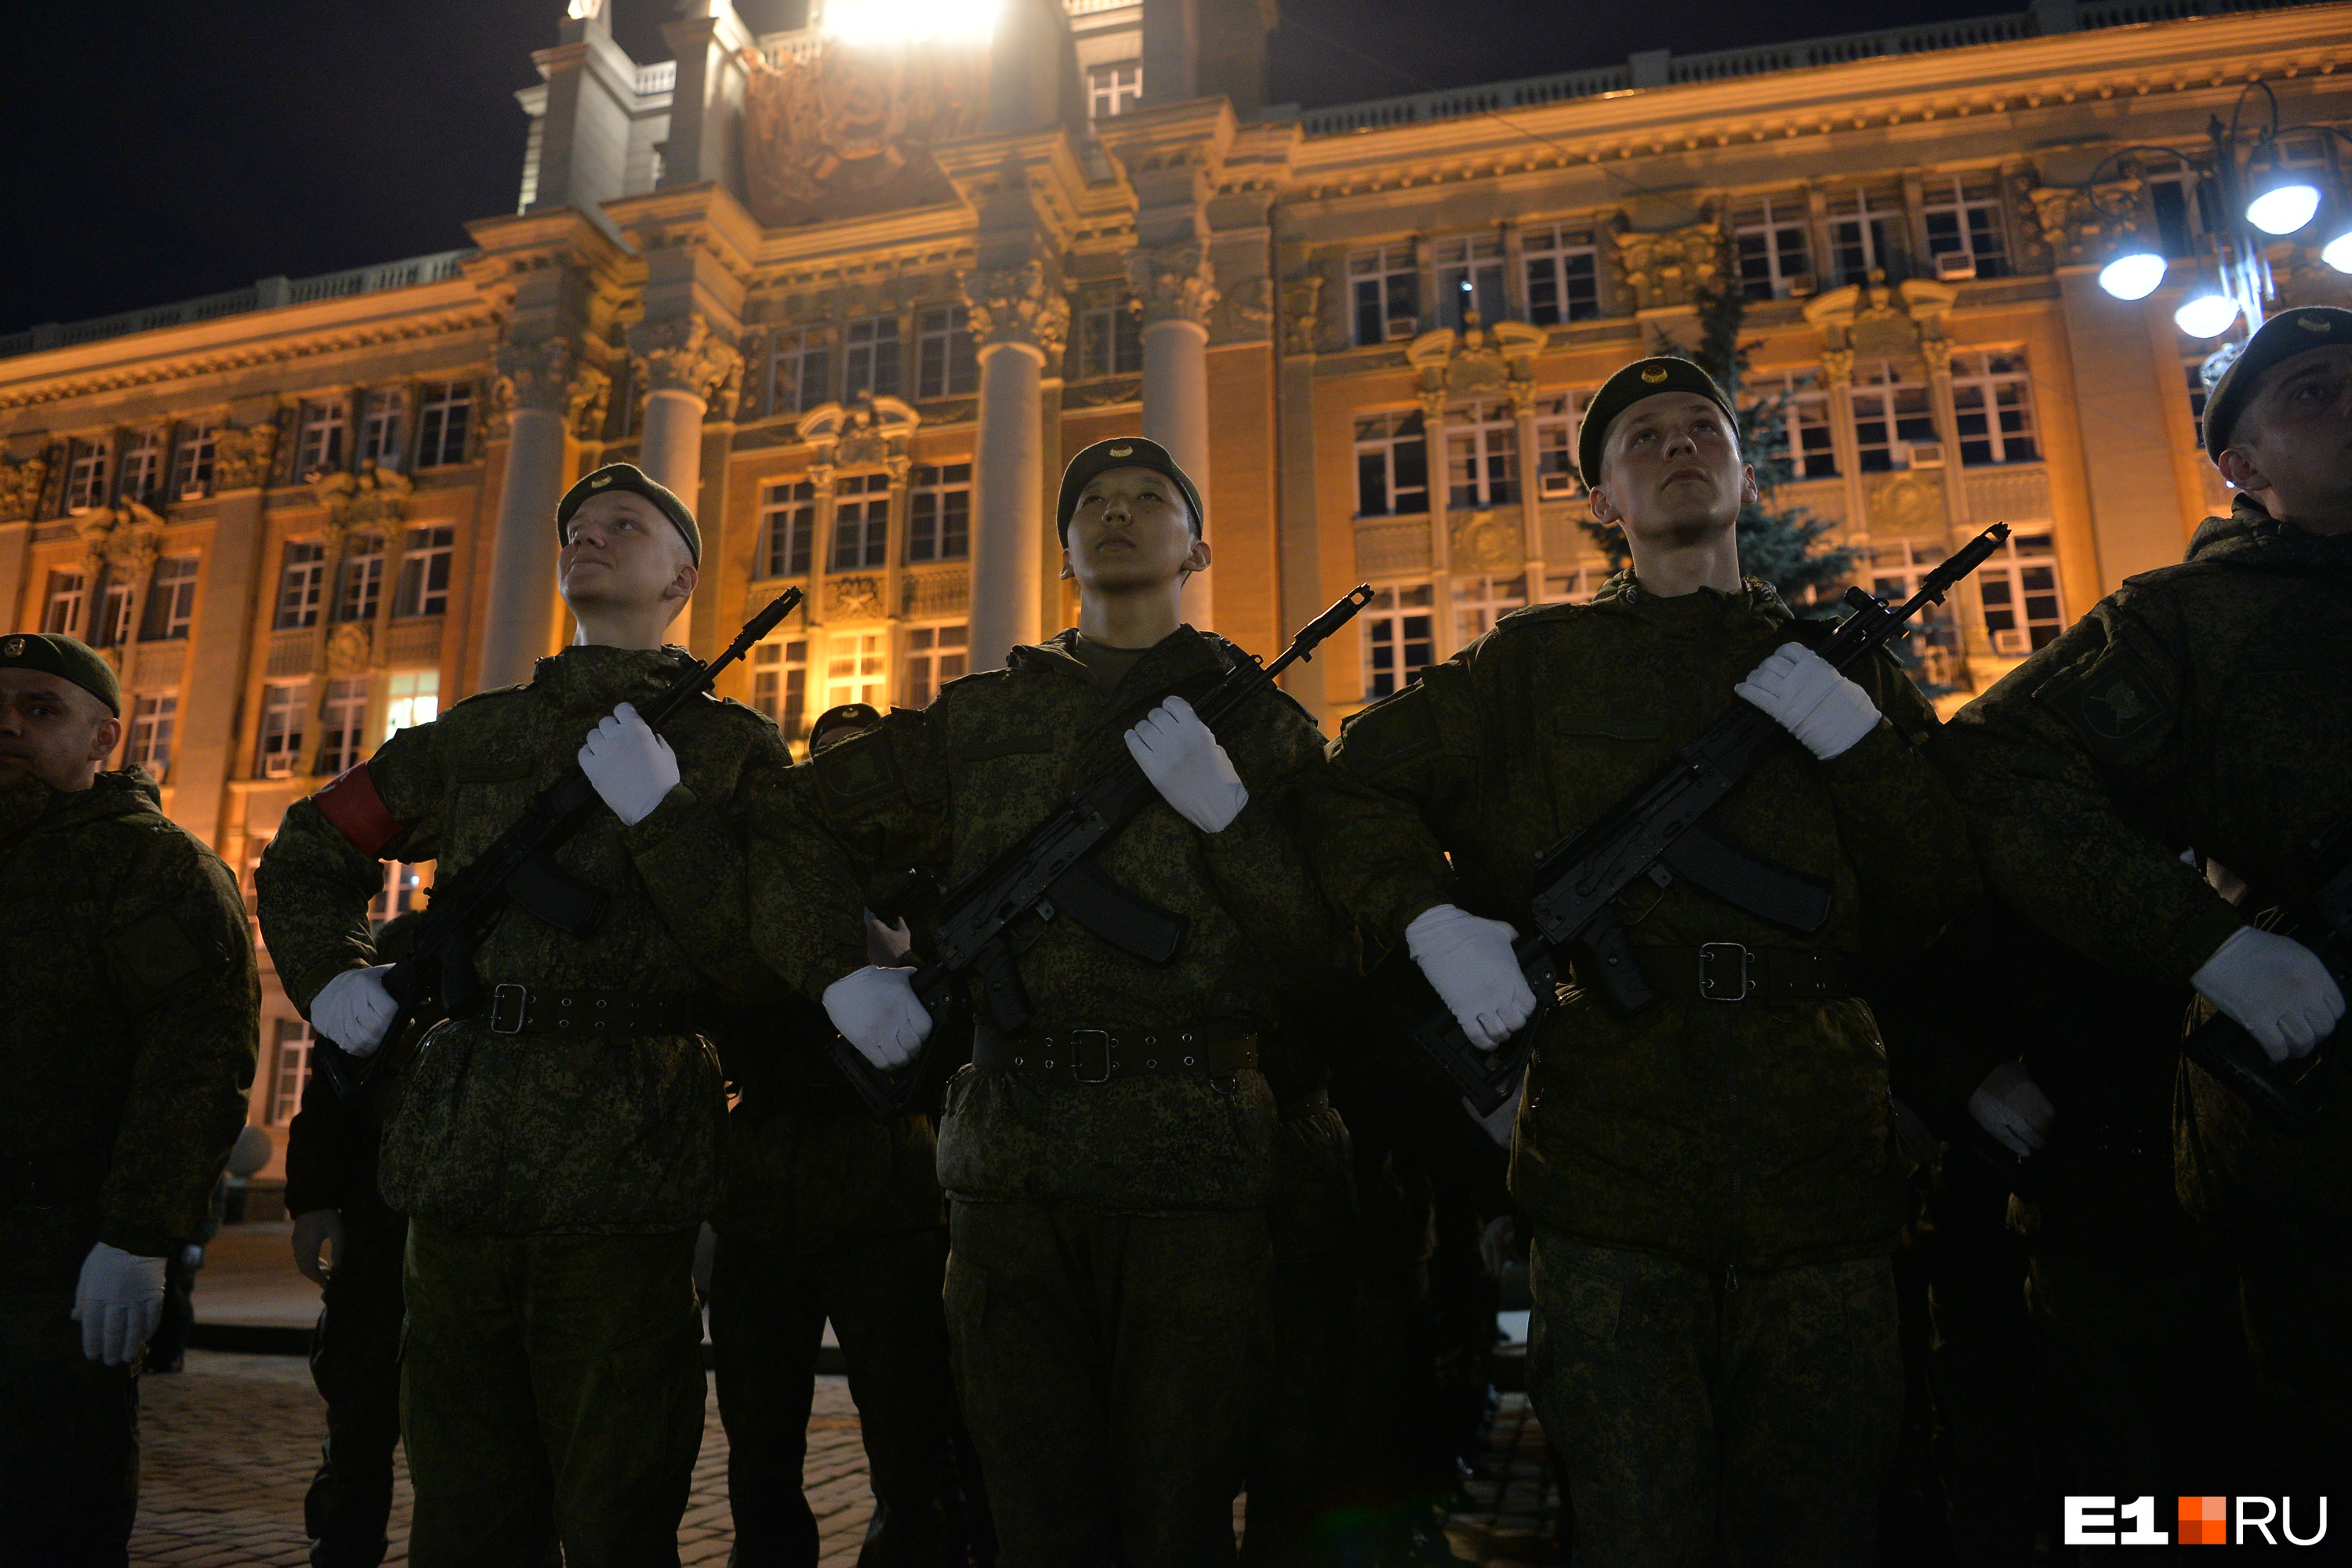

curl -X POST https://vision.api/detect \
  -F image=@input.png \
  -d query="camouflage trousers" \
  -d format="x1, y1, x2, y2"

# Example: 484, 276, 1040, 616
303, 1210, 408, 1568
0, 1280, 140, 1568
945, 1198, 1271, 1568
401, 1221, 706, 1568
1525, 1232, 1902, 1568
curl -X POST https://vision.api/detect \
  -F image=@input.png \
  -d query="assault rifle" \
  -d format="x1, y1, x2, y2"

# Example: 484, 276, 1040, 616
2179, 822, 2351, 1128
1414, 524, 2012, 1120
824, 585, 1377, 1120
312, 586, 806, 1103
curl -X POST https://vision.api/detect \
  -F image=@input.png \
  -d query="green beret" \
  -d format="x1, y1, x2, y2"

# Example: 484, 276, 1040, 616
556, 463, 700, 564
2201, 304, 2352, 463
0, 632, 120, 715
1577, 356, 1741, 490
1056, 437, 1205, 545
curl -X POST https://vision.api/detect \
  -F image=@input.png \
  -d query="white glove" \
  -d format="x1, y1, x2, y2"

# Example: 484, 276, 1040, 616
2192, 926, 2346, 1062
1968, 1062, 2057, 1159
73, 1243, 167, 1366
291, 1209, 345, 1287
1123, 695, 1249, 834
310, 965, 399, 1060
1735, 643, 1882, 760
822, 966, 933, 1072
578, 701, 680, 827
1406, 904, 1537, 1052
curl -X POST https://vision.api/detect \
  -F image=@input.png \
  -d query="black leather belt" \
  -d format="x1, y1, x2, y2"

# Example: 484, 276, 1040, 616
971, 1023, 1258, 1083
1628, 943, 1851, 1005
470, 983, 703, 1038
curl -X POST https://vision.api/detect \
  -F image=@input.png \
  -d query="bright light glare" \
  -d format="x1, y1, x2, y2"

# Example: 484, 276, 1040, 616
2245, 181, 2321, 235
2323, 227, 2352, 274
2098, 251, 2167, 300
820, 0, 1000, 45
2173, 292, 2241, 338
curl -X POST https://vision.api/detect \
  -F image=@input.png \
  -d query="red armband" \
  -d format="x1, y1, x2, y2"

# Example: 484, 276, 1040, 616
313, 762, 401, 858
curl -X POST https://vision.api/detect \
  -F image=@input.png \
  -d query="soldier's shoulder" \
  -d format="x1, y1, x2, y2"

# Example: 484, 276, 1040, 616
441, 681, 535, 718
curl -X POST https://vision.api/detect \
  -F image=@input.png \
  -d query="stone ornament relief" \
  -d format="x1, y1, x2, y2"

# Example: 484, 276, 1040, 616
1281, 274, 1325, 358
627, 317, 743, 410
1610, 220, 1726, 313
313, 463, 412, 535
2025, 179, 2145, 266
1210, 274, 1274, 344
1450, 508, 1523, 574
740, 41, 983, 227
0, 455, 50, 523
959, 262, 1071, 361
1406, 318, 1546, 416
211, 424, 278, 492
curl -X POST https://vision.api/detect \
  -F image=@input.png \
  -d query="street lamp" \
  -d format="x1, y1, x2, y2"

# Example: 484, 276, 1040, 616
2099, 249, 2169, 300
2243, 143, 2322, 236
2174, 290, 2242, 338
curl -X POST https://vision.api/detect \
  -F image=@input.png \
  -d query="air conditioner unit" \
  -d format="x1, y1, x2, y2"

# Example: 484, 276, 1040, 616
1935, 251, 1979, 281
179, 482, 209, 501
1904, 441, 1947, 469
1991, 628, 2030, 656
1785, 273, 1818, 299
1538, 470, 1581, 499
1385, 315, 1419, 341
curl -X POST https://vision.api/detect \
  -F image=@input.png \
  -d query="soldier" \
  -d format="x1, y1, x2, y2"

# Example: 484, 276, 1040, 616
707, 699, 983, 1568
256, 463, 793, 1567
1305, 358, 1979, 1566
758, 437, 1352, 1566
1939, 303, 2352, 1504
0, 631, 259, 1567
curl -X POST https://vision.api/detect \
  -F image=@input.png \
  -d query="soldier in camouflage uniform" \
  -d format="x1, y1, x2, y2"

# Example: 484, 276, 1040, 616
258, 464, 793, 1568
0, 632, 259, 1567
1305, 358, 1979, 1566
1940, 304, 2352, 1502
707, 701, 981, 1568
759, 437, 1353, 1566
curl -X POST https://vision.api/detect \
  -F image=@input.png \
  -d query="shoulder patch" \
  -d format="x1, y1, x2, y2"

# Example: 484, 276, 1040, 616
811, 727, 905, 813
1336, 684, 1442, 779
107, 908, 212, 999
2057, 644, 2167, 743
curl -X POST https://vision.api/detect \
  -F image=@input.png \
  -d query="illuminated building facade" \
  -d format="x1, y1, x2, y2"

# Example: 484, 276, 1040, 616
2, 0, 2347, 1170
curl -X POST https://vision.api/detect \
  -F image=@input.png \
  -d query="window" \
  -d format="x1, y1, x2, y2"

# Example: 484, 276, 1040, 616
358, 387, 405, 466
826, 631, 886, 710
906, 463, 971, 563
831, 474, 890, 571
843, 316, 901, 401
125, 692, 176, 780
766, 328, 830, 416
1446, 399, 1519, 509
267, 1018, 312, 1126
2140, 156, 2207, 260
1920, 176, 2010, 278
66, 439, 111, 514
394, 525, 454, 618
1826, 188, 1904, 287
1524, 226, 1601, 326
372, 861, 431, 923
274, 539, 327, 629
1349, 245, 1421, 346
116, 429, 164, 505
1870, 539, 1964, 685
383, 669, 439, 737
1354, 412, 1428, 516
317, 677, 369, 775
751, 637, 810, 742
1087, 59, 1142, 119
1978, 531, 2065, 655
914, 306, 977, 398
1082, 298, 1144, 378
91, 572, 136, 648
902, 624, 967, 706
758, 481, 818, 577
41, 572, 84, 636
1434, 234, 1506, 329
1364, 583, 1435, 699
1454, 573, 1527, 645
415, 381, 473, 467
296, 397, 349, 477
336, 533, 385, 622
1949, 350, 2039, 466
256, 681, 307, 778
141, 556, 200, 641
1849, 360, 1938, 472
1543, 566, 1603, 604
1532, 390, 1591, 493
169, 422, 218, 499
1735, 198, 1813, 300
1755, 371, 1838, 479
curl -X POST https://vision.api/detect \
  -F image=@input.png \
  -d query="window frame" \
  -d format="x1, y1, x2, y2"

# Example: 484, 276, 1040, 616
913, 305, 978, 399
906, 463, 972, 564
1433, 233, 1506, 330
1735, 198, 1813, 300
1919, 175, 2012, 278
1363, 582, 1436, 700
140, 555, 201, 643
757, 480, 818, 579
1948, 349, 2041, 466
1445, 398, 1519, 510
751, 636, 811, 744
255, 681, 307, 779
414, 382, 473, 468
274, 539, 328, 630
125, 691, 176, 780
842, 315, 902, 402
1523, 225, 1602, 326
295, 396, 350, 478
393, 525, 455, 619
316, 676, 370, 775
1348, 245, 1421, 347
901, 622, 969, 708
1087, 59, 1142, 118
1353, 410, 1430, 517
829, 473, 891, 572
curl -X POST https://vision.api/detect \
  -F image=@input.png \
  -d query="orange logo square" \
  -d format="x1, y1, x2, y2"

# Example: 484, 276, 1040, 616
2179, 1496, 2229, 1546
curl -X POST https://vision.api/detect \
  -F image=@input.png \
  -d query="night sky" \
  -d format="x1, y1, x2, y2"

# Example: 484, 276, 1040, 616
11, 0, 1998, 334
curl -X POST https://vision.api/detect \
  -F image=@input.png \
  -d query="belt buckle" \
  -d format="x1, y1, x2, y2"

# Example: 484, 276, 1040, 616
488, 982, 529, 1035
1697, 943, 1753, 1003
1070, 1029, 1113, 1084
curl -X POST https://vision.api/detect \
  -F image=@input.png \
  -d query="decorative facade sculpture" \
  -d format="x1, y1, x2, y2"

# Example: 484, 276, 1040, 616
960, 262, 1070, 361
1124, 241, 1220, 329
211, 424, 278, 492
1610, 220, 1726, 313
626, 316, 742, 409
740, 41, 985, 227
0, 454, 49, 523
2025, 179, 2146, 266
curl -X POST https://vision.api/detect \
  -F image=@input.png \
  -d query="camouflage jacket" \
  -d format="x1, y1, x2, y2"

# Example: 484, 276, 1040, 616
0, 768, 257, 1280
1310, 574, 1979, 1271
1940, 497, 2352, 1236
758, 626, 1352, 1213
257, 643, 793, 1235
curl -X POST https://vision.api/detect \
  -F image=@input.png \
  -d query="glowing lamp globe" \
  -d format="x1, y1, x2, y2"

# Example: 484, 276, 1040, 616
2098, 251, 2167, 301
2243, 154, 2322, 235
2324, 224, 2352, 274
2173, 292, 2241, 338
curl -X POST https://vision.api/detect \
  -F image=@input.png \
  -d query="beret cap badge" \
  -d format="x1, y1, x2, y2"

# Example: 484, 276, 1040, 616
1641, 365, 1669, 383
2, 637, 20, 659
2299, 313, 2334, 332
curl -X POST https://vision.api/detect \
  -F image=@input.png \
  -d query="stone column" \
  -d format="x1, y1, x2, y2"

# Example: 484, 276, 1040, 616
476, 338, 581, 689
627, 315, 741, 650
961, 262, 1069, 670
1127, 240, 1219, 631
1422, 390, 1456, 659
